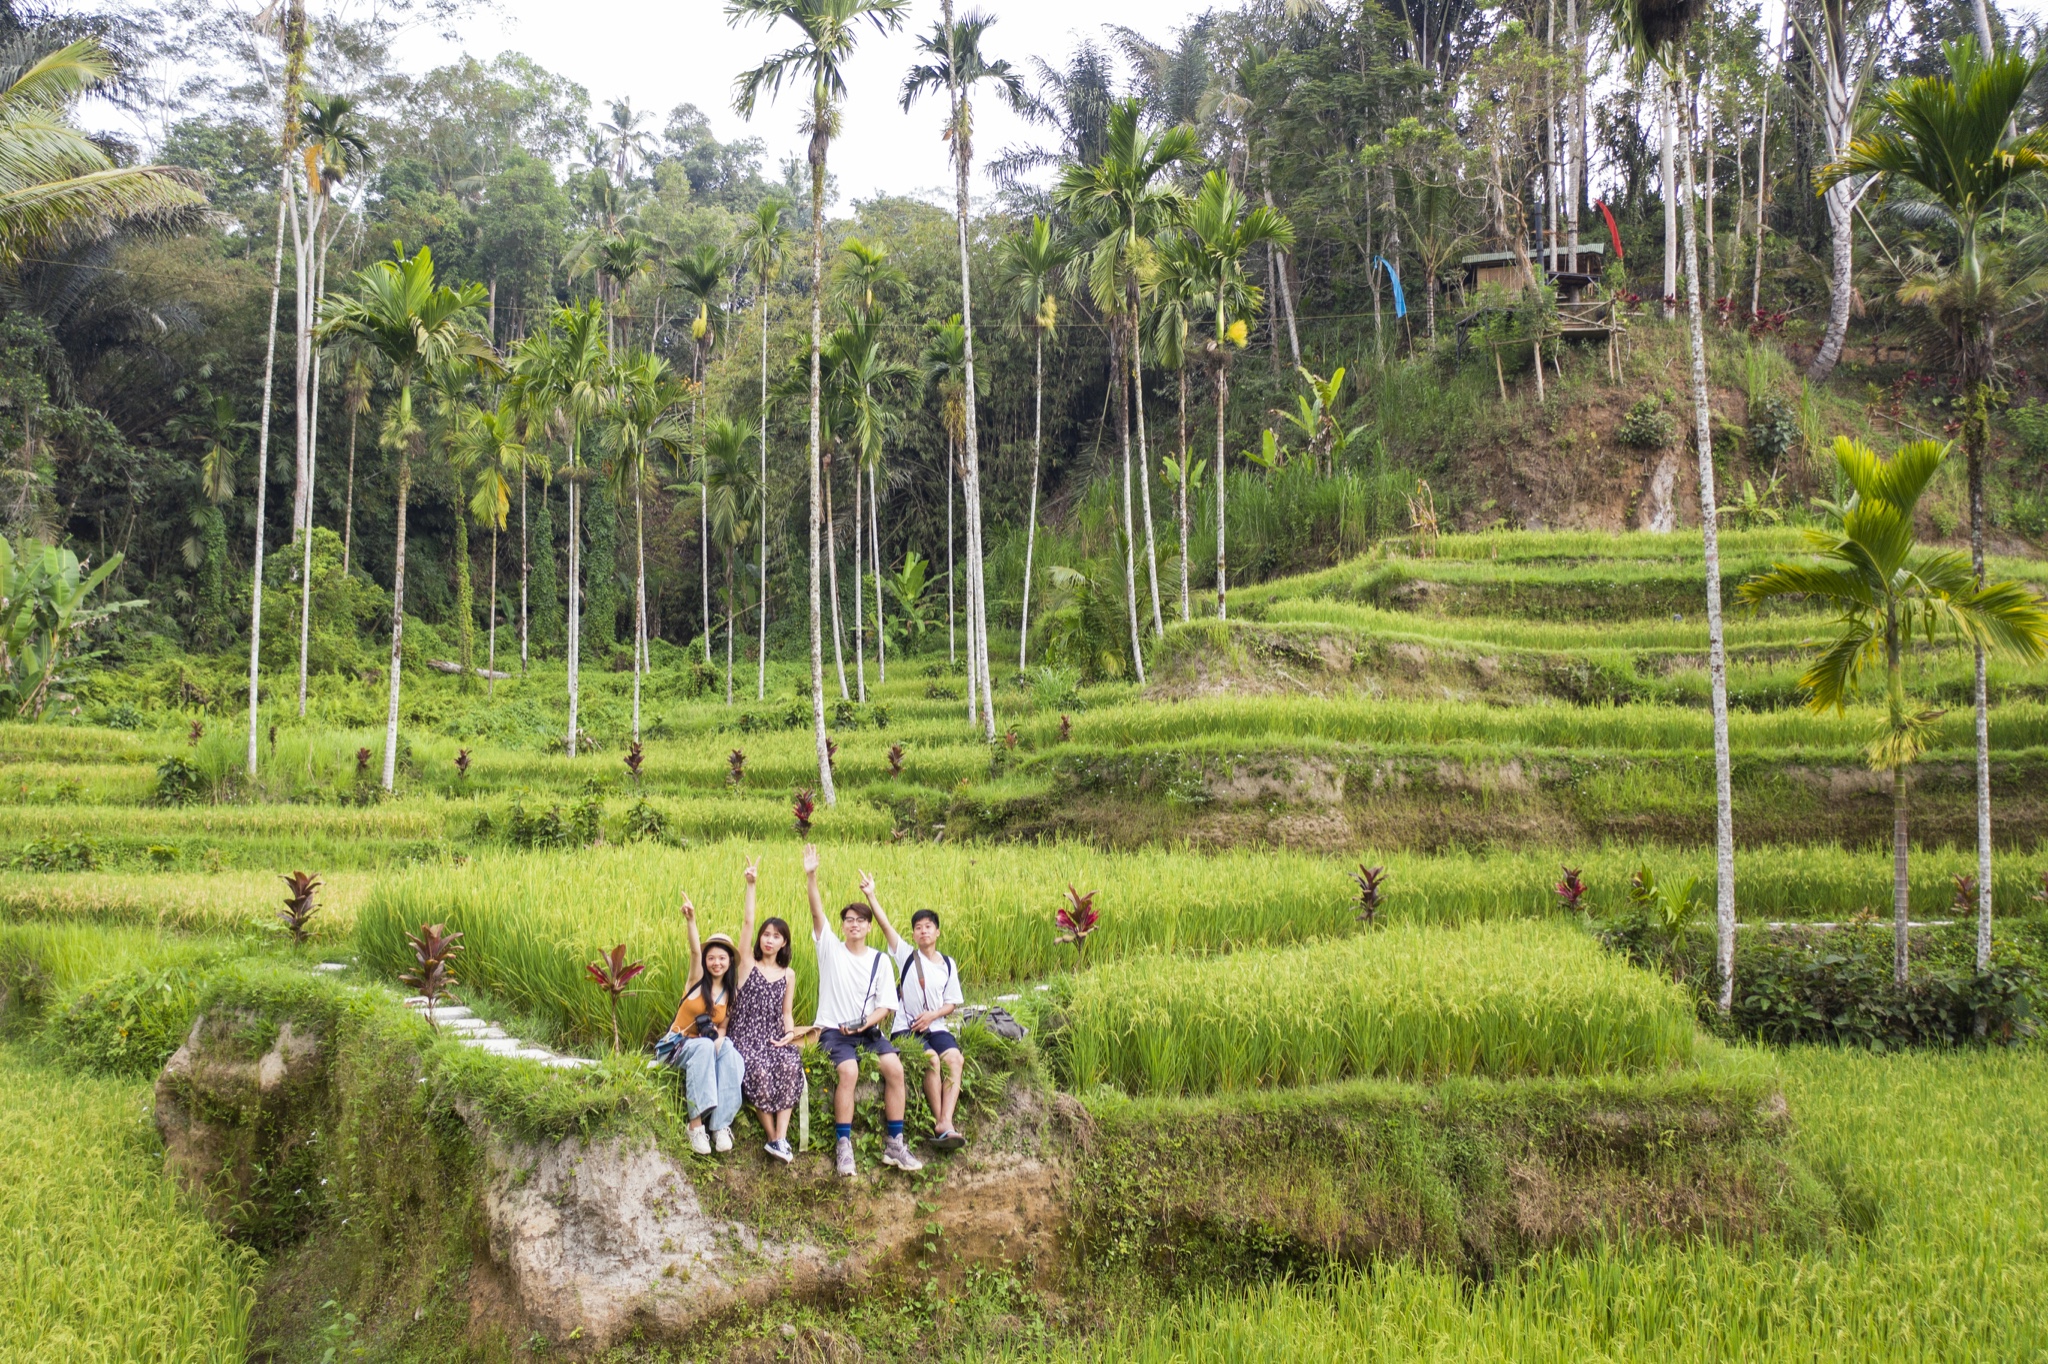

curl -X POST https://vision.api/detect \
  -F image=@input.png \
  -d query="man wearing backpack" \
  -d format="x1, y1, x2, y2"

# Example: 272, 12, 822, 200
864, 872, 966, 1151
806, 846, 921, 1176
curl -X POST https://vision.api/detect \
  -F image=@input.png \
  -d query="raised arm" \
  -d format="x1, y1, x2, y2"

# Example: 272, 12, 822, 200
733, 856, 760, 990
803, 843, 826, 938
861, 870, 903, 954
679, 892, 703, 992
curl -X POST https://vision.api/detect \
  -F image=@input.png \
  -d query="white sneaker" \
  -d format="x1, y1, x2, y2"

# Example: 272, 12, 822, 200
713, 1128, 733, 1153
881, 1136, 923, 1172
766, 1140, 794, 1163
688, 1125, 711, 1155
835, 1136, 856, 1177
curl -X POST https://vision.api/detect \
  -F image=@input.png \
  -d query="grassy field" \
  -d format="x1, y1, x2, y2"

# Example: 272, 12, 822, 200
1024, 1045, 2048, 1362
1050, 921, 1696, 1095
0, 1047, 254, 1363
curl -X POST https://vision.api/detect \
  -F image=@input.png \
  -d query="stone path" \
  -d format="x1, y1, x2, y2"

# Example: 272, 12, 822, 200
398, 997, 598, 1069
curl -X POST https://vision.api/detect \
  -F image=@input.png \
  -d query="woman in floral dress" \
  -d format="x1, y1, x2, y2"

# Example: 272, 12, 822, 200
721, 857, 805, 1162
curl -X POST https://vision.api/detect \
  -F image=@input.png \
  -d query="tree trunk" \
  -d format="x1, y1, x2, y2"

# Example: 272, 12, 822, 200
633, 481, 647, 741
1893, 758, 1911, 986
296, 223, 328, 720
1661, 83, 1677, 319
1677, 65, 1738, 1013
1176, 365, 1190, 623
1130, 296, 1165, 638
870, 464, 885, 683
757, 294, 770, 702
853, 447, 866, 703
1809, 2, 1858, 383
519, 475, 529, 673
565, 470, 581, 758
825, 452, 847, 700
290, 176, 310, 533
1019, 326, 1044, 669
698, 366, 712, 667
1115, 326, 1146, 682
726, 555, 735, 705
807, 125, 836, 805
382, 437, 411, 792
1970, 372, 1993, 970
487, 525, 498, 701
1265, 188, 1303, 366
455, 509, 475, 692
947, 434, 956, 665
1214, 357, 1229, 620
247, 176, 289, 778
342, 404, 357, 576
946, 9, 996, 740
1970, 0, 1994, 59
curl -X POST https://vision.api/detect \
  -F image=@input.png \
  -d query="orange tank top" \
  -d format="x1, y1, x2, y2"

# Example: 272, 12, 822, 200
671, 983, 729, 1035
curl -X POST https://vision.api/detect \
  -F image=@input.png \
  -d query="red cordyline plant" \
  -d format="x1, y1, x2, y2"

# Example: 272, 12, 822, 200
355, 746, 373, 776
585, 944, 646, 1054
455, 747, 471, 777
1352, 864, 1386, 926
278, 871, 322, 943
624, 740, 644, 784
1056, 886, 1099, 968
2034, 870, 2048, 905
1057, 714, 1072, 742
1953, 873, 1978, 911
187, 719, 204, 746
400, 923, 463, 1028
1554, 866, 1588, 911
886, 742, 905, 776
792, 788, 815, 835
825, 738, 837, 770
728, 749, 745, 786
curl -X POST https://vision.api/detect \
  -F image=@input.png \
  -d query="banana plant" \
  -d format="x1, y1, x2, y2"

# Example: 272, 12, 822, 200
1275, 366, 1370, 474
0, 535, 136, 721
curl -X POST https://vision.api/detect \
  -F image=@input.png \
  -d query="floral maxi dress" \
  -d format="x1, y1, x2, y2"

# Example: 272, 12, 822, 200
731, 968, 804, 1112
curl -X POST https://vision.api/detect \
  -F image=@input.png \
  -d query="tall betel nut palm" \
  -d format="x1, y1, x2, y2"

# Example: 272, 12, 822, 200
730, 0, 907, 807
903, 6, 1019, 739
1819, 38, 2048, 971
318, 245, 495, 791
734, 199, 789, 700
1738, 439, 2048, 984
997, 215, 1073, 669
1609, 0, 1739, 1012
671, 241, 735, 666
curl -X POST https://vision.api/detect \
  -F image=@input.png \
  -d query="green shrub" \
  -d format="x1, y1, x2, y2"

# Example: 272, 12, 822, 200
1048, 920, 1696, 1096
8, 835, 98, 872
1747, 393, 1800, 466
153, 755, 206, 806
1617, 396, 1677, 449
2008, 399, 2048, 458
51, 961, 210, 1075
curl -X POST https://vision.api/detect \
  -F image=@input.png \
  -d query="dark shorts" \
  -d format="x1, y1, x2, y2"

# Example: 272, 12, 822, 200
819, 1027, 897, 1066
893, 1028, 961, 1059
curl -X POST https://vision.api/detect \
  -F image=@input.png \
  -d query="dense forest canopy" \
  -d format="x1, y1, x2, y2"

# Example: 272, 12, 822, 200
4, 0, 2046, 717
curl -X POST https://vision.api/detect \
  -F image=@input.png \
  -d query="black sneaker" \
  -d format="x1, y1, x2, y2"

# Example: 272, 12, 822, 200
933, 1130, 967, 1152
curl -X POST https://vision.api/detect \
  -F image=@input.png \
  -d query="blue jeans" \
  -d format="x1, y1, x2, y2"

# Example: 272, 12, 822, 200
677, 1036, 745, 1131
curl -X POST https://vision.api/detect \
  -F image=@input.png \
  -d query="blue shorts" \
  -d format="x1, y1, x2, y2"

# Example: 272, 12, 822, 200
893, 1028, 960, 1058
819, 1027, 897, 1066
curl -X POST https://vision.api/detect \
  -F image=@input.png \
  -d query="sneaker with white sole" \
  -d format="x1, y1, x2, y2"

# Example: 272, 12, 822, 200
713, 1128, 733, 1153
765, 1140, 794, 1163
688, 1125, 712, 1156
835, 1136, 856, 1177
881, 1136, 923, 1171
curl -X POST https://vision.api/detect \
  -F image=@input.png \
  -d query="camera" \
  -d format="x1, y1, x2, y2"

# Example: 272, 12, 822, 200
693, 1012, 720, 1042
839, 1019, 872, 1038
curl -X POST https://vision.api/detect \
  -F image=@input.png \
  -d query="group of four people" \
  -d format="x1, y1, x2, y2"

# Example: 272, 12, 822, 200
654, 845, 967, 1177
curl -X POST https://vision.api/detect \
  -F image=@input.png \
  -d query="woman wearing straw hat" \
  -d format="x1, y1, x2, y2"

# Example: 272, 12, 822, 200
660, 892, 748, 1155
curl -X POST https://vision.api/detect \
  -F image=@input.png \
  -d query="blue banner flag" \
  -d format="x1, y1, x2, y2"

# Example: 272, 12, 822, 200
1376, 257, 1407, 318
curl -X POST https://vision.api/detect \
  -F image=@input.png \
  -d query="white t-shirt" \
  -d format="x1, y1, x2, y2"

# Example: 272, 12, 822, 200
891, 943, 963, 1032
812, 927, 899, 1031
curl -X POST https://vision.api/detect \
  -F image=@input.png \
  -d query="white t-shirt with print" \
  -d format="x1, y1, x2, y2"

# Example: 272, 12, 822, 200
891, 942, 964, 1033
812, 927, 899, 1031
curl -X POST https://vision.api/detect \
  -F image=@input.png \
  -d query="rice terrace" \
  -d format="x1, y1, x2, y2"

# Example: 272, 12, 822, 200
9, 0, 2048, 1358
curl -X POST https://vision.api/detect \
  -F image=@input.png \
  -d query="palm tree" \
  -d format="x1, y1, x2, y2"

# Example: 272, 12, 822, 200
1165, 170, 1289, 623
291, 92, 372, 539
1146, 235, 1200, 624
570, 228, 662, 349
838, 236, 907, 318
1818, 38, 2048, 971
834, 240, 903, 700
423, 360, 484, 691
903, 6, 1019, 739
0, 40, 204, 259
1738, 438, 2048, 984
990, 40, 1119, 208
672, 242, 735, 664
824, 309, 914, 702
1057, 98, 1196, 680
453, 399, 526, 699
507, 302, 610, 757
730, 0, 909, 807
734, 198, 791, 701
701, 414, 759, 704
598, 97, 660, 181
604, 350, 693, 741
317, 244, 493, 791
1611, 0, 1740, 1013
997, 216, 1072, 668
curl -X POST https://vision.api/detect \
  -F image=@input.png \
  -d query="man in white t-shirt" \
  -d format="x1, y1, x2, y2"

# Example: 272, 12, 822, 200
804, 844, 921, 1176
866, 876, 966, 1151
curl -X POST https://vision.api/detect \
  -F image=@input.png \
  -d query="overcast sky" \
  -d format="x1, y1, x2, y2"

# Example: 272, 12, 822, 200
408, 0, 1214, 205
